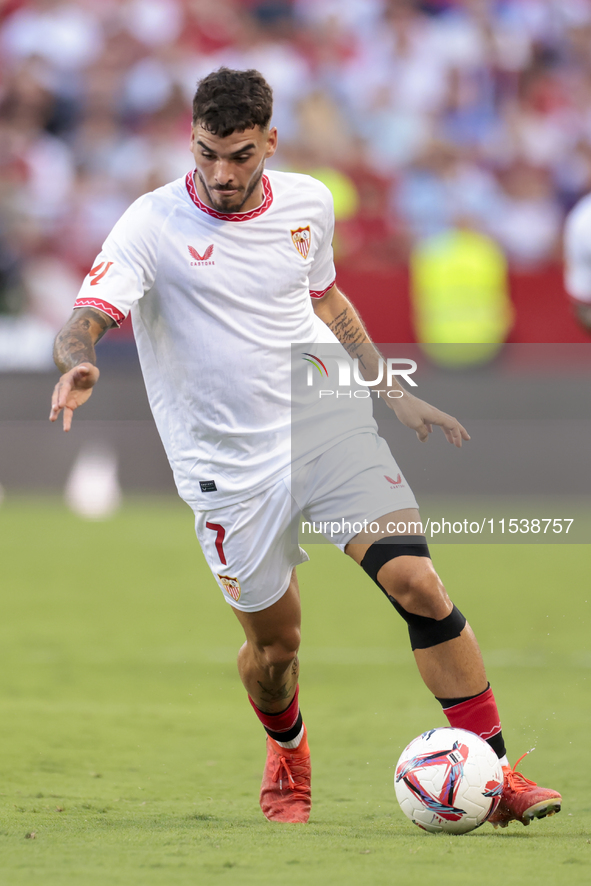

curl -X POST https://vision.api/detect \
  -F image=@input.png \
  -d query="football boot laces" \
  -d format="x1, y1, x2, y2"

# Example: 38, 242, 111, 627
503, 751, 537, 793
272, 754, 305, 794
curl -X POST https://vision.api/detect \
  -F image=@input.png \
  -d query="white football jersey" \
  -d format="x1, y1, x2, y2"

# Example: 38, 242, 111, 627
564, 192, 591, 304
74, 169, 376, 507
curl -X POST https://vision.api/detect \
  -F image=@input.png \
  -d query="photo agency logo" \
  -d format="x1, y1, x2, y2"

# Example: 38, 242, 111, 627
302, 353, 418, 398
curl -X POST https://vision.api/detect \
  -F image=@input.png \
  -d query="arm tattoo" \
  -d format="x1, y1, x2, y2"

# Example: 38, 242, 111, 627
327, 306, 370, 369
53, 308, 113, 373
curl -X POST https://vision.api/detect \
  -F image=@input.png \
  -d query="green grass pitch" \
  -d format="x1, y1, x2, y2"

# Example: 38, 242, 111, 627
0, 497, 589, 885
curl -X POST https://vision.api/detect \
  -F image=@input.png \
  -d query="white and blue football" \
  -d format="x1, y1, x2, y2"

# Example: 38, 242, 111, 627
395, 727, 503, 834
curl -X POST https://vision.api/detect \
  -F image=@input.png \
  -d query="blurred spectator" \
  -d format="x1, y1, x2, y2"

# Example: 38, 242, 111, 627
392, 140, 499, 240
1, 1, 104, 74
121, 0, 184, 48
410, 223, 513, 366
0, 235, 23, 316
337, 160, 409, 270
563, 190, 591, 334
489, 162, 562, 266
360, 84, 432, 172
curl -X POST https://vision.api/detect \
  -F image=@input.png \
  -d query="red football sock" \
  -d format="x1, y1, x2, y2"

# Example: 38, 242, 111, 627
248, 686, 304, 747
439, 685, 507, 759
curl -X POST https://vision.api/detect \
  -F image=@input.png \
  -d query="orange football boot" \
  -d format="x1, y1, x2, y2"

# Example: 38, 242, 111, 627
490, 753, 562, 828
260, 726, 311, 823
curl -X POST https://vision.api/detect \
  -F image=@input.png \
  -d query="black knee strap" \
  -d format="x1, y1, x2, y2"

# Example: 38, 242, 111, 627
403, 604, 467, 650
360, 536, 466, 650
360, 536, 431, 577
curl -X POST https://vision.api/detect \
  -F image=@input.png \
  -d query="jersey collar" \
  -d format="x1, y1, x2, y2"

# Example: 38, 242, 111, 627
185, 170, 273, 221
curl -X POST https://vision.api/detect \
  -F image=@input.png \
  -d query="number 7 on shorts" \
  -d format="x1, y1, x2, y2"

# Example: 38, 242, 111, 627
206, 522, 227, 565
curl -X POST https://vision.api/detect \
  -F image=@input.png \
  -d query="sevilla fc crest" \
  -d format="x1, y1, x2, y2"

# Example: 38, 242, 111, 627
291, 225, 311, 259
218, 574, 241, 602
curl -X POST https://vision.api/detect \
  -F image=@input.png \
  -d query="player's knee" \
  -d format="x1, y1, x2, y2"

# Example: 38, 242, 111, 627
379, 559, 449, 620
254, 629, 300, 671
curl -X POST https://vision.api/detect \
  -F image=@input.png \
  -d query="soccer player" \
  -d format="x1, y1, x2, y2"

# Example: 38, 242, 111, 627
50, 68, 561, 828
564, 192, 591, 334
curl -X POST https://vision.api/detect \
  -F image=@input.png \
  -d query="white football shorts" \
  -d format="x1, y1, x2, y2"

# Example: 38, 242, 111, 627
193, 432, 418, 612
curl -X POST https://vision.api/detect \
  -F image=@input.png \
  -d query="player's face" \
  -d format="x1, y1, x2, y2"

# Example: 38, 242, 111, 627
190, 124, 278, 214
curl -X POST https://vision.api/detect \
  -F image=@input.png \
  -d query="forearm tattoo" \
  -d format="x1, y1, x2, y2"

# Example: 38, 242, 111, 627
327, 306, 370, 369
53, 308, 112, 373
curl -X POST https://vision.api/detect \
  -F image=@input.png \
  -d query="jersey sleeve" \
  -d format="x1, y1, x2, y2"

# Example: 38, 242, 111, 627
308, 184, 336, 299
564, 197, 591, 304
74, 194, 160, 325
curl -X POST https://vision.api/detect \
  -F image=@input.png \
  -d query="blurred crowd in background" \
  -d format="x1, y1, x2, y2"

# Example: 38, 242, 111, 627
2, 0, 591, 364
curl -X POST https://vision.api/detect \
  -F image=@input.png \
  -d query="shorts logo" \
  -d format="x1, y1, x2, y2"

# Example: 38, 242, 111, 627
218, 574, 241, 602
291, 225, 311, 259
385, 473, 403, 487
188, 244, 215, 266
89, 261, 113, 285
199, 480, 217, 492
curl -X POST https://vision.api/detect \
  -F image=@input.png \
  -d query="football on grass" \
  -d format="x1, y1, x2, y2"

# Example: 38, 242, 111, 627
395, 727, 504, 834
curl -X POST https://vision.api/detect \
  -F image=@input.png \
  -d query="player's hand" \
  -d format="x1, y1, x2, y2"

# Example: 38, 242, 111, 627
388, 391, 470, 448
49, 363, 100, 432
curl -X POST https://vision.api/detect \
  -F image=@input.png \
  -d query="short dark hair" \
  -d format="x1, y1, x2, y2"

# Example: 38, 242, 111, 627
192, 68, 273, 137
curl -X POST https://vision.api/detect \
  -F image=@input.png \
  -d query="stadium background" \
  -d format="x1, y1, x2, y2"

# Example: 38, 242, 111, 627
2, 0, 591, 363
0, 3, 590, 885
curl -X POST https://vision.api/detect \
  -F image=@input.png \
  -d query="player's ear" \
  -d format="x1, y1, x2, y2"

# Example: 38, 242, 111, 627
190, 122, 202, 151
265, 127, 278, 159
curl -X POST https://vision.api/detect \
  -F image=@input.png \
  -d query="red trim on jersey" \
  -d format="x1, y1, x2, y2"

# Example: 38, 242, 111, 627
309, 278, 336, 299
74, 298, 125, 326
185, 170, 273, 221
